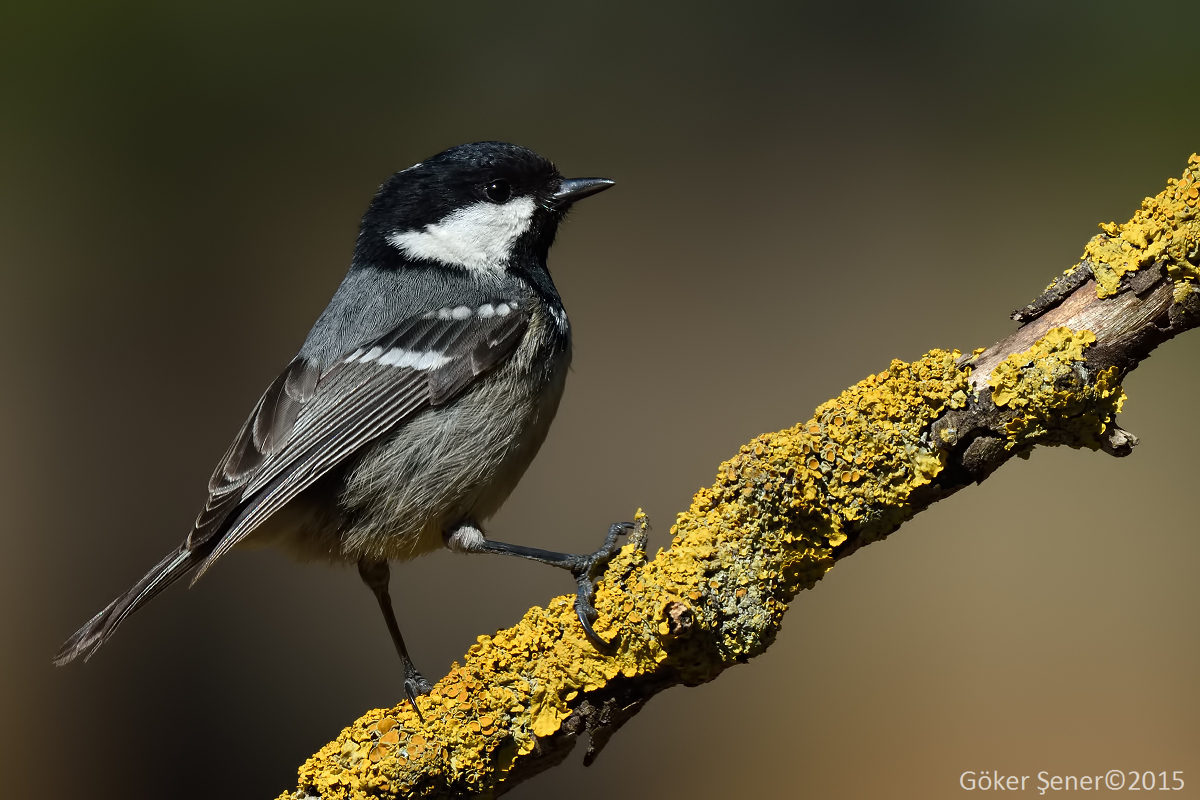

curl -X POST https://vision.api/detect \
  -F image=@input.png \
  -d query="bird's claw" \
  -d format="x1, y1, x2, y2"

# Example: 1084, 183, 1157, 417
571, 522, 634, 650
403, 668, 433, 721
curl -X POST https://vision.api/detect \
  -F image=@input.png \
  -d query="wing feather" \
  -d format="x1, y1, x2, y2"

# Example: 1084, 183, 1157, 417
185, 304, 530, 569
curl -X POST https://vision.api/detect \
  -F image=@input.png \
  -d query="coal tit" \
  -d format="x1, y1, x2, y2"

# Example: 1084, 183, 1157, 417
55, 141, 624, 708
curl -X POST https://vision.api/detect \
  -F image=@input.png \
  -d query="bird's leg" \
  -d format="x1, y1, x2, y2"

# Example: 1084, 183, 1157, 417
357, 558, 432, 716
444, 521, 634, 649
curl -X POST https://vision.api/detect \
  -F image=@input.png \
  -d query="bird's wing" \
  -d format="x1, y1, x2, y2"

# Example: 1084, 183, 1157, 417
186, 301, 530, 573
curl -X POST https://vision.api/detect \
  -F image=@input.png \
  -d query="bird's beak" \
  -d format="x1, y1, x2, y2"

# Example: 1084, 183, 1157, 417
552, 177, 615, 207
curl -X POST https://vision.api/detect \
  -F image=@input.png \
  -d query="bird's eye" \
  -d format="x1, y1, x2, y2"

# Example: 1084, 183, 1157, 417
484, 179, 512, 203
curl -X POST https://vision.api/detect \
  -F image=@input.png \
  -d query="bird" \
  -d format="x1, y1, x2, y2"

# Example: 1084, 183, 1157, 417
54, 141, 628, 708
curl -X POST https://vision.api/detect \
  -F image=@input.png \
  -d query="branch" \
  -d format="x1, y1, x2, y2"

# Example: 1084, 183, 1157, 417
279, 154, 1200, 800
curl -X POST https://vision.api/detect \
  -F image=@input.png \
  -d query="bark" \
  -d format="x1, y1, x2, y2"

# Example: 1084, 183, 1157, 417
279, 155, 1200, 800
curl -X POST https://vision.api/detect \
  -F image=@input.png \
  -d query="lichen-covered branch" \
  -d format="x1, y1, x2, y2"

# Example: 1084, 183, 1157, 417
280, 155, 1200, 800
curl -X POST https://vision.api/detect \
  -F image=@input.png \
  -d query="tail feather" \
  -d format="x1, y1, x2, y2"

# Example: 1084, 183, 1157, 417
53, 547, 202, 666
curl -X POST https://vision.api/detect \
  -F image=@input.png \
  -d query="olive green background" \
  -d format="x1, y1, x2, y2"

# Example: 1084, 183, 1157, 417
2, 2, 1198, 798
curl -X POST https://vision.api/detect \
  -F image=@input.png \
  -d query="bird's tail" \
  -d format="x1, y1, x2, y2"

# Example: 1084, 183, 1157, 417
53, 545, 205, 666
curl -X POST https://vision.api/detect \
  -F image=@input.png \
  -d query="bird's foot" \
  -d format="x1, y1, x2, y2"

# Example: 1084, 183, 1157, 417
403, 665, 434, 721
570, 522, 634, 649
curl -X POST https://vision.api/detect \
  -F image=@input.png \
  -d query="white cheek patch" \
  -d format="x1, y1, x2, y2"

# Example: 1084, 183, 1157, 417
386, 197, 537, 272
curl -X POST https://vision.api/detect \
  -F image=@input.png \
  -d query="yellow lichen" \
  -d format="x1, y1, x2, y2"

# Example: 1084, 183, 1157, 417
1174, 280, 1196, 305
279, 352, 979, 799
987, 326, 1125, 450
989, 327, 1094, 407
279, 281, 1155, 799
1080, 153, 1200, 297
276, 160, 1200, 800
281, 343, 1136, 799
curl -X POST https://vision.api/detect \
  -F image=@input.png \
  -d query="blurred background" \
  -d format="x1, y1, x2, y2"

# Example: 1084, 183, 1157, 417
2, 1, 1198, 797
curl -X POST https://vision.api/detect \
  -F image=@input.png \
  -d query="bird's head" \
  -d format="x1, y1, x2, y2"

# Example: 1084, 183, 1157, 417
355, 141, 613, 274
